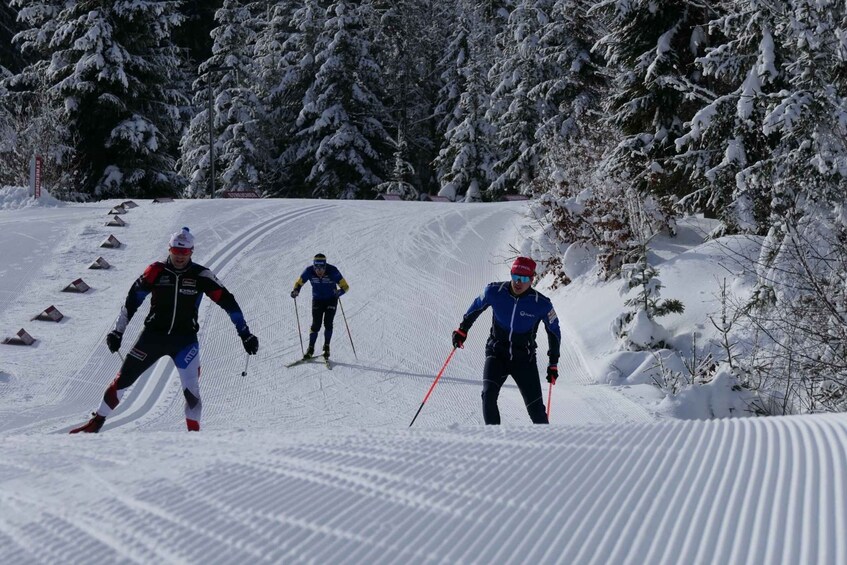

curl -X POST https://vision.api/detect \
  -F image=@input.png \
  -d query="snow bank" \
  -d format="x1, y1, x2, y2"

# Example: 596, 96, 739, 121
0, 185, 63, 209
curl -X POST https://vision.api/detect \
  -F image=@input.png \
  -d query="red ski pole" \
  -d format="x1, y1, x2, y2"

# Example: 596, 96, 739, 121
546, 381, 553, 420
409, 347, 457, 427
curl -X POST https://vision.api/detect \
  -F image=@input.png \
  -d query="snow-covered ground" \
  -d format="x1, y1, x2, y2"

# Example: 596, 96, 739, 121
1, 191, 845, 564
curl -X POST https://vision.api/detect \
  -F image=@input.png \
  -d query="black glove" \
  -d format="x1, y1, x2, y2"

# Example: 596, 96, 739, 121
546, 364, 558, 385
290, 289, 299, 298
334, 288, 345, 298
106, 330, 123, 353
452, 328, 467, 349
241, 333, 259, 355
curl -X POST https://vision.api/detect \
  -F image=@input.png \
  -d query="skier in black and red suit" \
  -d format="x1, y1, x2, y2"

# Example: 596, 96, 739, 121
70, 227, 258, 433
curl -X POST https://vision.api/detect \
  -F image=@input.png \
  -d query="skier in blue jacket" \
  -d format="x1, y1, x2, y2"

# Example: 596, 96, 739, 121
452, 256, 561, 424
291, 253, 350, 359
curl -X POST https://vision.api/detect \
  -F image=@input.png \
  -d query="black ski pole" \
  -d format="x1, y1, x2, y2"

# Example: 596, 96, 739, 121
338, 298, 357, 360
294, 296, 304, 356
241, 355, 250, 377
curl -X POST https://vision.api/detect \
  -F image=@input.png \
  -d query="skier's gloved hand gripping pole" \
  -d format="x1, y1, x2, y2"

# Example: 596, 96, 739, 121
106, 330, 125, 363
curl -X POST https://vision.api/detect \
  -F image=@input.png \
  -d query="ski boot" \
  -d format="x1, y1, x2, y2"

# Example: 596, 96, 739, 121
69, 412, 105, 434
303, 345, 314, 359
323, 344, 330, 360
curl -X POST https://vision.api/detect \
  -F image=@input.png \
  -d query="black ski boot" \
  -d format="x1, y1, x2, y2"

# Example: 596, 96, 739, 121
69, 413, 105, 434
304, 346, 314, 359
323, 344, 330, 359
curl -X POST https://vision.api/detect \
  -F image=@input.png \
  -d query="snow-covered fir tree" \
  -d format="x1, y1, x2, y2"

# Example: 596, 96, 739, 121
289, 0, 390, 199
534, 0, 604, 149
593, 0, 713, 205
179, 0, 269, 197
673, 0, 789, 234
433, 1, 496, 202
0, 3, 24, 73
612, 250, 684, 351
372, 0, 448, 196
374, 130, 419, 199
10, 0, 187, 198
258, 0, 324, 197
486, 0, 551, 197
726, 0, 847, 414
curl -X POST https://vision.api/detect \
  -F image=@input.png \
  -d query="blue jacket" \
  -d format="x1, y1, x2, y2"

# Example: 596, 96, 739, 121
293, 264, 349, 300
460, 281, 561, 363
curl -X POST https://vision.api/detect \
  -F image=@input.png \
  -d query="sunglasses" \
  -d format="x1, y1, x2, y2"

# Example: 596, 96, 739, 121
169, 247, 193, 256
511, 274, 532, 283
314, 264, 326, 270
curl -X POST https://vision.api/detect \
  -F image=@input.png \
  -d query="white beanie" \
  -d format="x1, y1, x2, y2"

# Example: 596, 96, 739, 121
169, 227, 194, 249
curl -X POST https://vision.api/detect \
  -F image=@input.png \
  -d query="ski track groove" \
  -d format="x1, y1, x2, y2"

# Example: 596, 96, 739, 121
3, 415, 847, 562
821, 417, 847, 563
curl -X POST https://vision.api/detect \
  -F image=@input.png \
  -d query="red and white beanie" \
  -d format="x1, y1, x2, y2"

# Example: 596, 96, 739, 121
511, 256, 536, 277
169, 227, 194, 250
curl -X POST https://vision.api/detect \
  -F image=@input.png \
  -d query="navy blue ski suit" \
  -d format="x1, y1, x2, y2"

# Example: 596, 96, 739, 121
459, 281, 561, 424
293, 264, 350, 351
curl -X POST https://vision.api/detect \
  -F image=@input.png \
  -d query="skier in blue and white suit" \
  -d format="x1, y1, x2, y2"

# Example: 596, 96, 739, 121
452, 256, 561, 424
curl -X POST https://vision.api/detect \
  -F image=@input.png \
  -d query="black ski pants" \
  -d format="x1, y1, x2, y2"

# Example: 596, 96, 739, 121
98, 330, 202, 422
309, 297, 338, 348
481, 355, 548, 425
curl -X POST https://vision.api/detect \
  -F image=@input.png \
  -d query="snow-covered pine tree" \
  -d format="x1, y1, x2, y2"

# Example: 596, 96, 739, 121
593, 0, 713, 205
179, 0, 269, 197
433, 1, 496, 202
762, 0, 847, 216
372, 0, 449, 196
728, 0, 847, 414
0, 3, 24, 73
292, 0, 390, 199
10, 0, 187, 198
0, 65, 15, 184
673, 0, 789, 235
174, 0, 222, 68
613, 248, 684, 351
374, 130, 419, 199
534, 0, 604, 149
259, 0, 325, 197
486, 0, 551, 198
